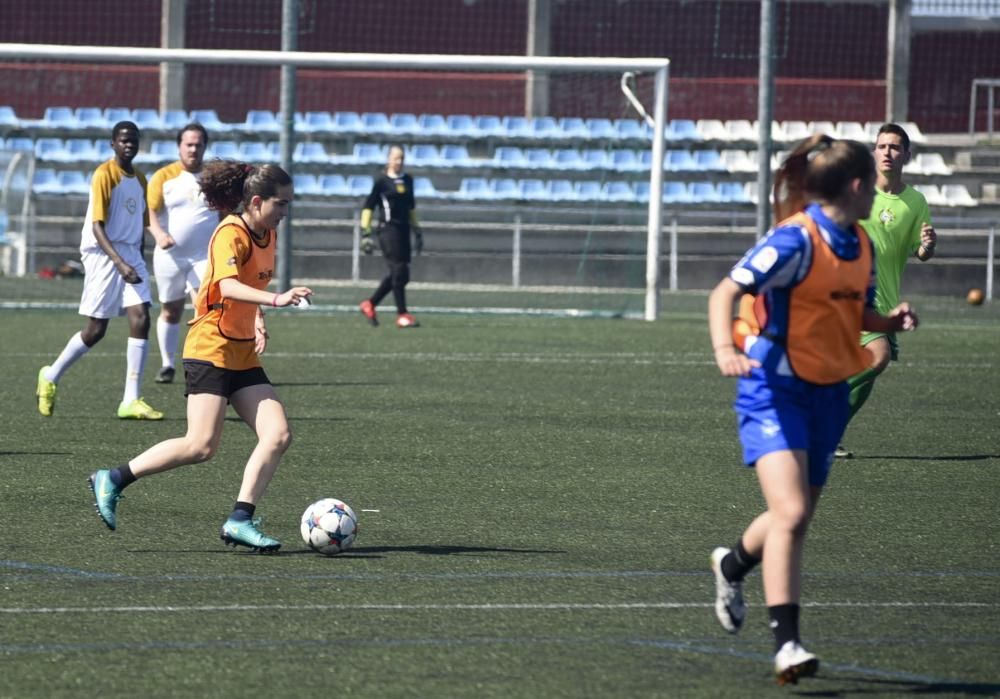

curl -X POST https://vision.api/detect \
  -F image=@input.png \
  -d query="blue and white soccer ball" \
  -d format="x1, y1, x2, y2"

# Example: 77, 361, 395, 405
300, 498, 358, 555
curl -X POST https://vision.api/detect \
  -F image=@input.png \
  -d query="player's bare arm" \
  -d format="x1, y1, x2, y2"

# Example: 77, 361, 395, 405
917, 222, 936, 261
147, 212, 176, 250
92, 221, 140, 284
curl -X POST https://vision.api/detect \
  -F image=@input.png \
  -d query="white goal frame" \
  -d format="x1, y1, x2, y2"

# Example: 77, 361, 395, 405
0, 43, 670, 320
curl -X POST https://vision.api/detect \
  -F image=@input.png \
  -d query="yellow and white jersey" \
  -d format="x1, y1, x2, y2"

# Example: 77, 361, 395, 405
147, 161, 217, 258
81, 159, 149, 253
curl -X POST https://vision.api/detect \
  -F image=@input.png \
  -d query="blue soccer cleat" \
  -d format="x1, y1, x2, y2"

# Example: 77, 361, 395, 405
220, 517, 281, 553
88, 469, 122, 530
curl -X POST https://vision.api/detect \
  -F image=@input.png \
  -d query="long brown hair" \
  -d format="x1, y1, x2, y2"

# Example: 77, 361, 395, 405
772, 134, 874, 221
199, 161, 292, 213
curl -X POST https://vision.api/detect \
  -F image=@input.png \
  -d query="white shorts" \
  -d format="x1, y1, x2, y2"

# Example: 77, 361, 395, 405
153, 246, 208, 303
78, 247, 152, 318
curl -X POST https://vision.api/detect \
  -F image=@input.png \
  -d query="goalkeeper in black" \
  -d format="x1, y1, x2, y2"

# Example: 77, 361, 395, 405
358, 144, 423, 328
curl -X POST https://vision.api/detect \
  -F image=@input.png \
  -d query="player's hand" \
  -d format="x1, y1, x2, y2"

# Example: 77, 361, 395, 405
116, 261, 141, 284
888, 302, 919, 332
414, 230, 423, 256
156, 233, 176, 251
360, 233, 375, 255
254, 320, 269, 355
273, 286, 314, 308
920, 222, 936, 251
713, 345, 760, 377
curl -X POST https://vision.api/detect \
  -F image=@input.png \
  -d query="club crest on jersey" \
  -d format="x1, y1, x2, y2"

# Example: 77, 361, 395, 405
749, 246, 779, 273
878, 208, 895, 225
226, 256, 237, 267
126, 197, 137, 214
396, 182, 407, 194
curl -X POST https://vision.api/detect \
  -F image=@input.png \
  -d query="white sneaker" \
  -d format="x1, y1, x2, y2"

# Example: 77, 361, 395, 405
774, 641, 818, 685
710, 547, 746, 633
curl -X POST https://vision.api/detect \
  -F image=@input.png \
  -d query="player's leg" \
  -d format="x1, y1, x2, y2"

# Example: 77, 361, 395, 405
119, 301, 162, 419
153, 247, 189, 383
220, 377, 289, 551
838, 334, 893, 457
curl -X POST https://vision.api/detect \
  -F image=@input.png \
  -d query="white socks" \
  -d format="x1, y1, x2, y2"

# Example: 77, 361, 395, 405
123, 337, 148, 404
46, 332, 90, 383
157, 316, 180, 370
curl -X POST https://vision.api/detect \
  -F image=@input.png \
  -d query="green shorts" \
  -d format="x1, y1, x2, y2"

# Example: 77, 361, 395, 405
861, 331, 899, 361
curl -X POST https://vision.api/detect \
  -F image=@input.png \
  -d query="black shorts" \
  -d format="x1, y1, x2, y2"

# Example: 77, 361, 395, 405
378, 223, 411, 264
183, 360, 270, 401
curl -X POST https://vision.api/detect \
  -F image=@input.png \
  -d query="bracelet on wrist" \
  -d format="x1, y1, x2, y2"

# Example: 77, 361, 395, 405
272, 293, 279, 307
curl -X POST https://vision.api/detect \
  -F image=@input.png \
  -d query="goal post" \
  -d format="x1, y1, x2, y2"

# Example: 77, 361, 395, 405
0, 42, 670, 319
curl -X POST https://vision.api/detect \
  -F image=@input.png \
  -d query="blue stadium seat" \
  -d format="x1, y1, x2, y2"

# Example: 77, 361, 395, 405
665, 149, 698, 172
74, 107, 106, 130
552, 149, 585, 170
206, 141, 240, 160
389, 113, 420, 135
244, 110, 280, 134
406, 144, 441, 167
95, 140, 113, 161
584, 117, 617, 140
63, 138, 98, 162
4, 137, 33, 152
189, 109, 227, 131
162, 110, 190, 130
319, 174, 349, 196
0, 105, 18, 128
456, 177, 491, 200
300, 111, 333, 134
693, 149, 724, 171
293, 141, 327, 163
351, 142, 387, 165
558, 117, 590, 140
523, 148, 553, 169
417, 114, 449, 136
413, 177, 440, 198
40, 107, 78, 129
633, 181, 650, 202
33, 138, 66, 161
493, 146, 528, 168
666, 119, 701, 142
520, 178, 548, 200
527, 116, 560, 139
717, 181, 750, 203
609, 149, 640, 171
292, 174, 322, 196
348, 175, 374, 196
579, 149, 609, 169
548, 179, 577, 202
614, 118, 649, 141
474, 115, 504, 137
131, 108, 164, 131
491, 178, 520, 200
445, 114, 479, 138
102, 107, 132, 128
662, 181, 692, 204
501, 116, 532, 138
57, 170, 90, 195
439, 144, 473, 167
601, 181, 636, 202
574, 181, 602, 201
32, 168, 60, 194
689, 181, 722, 203
361, 112, 391, 135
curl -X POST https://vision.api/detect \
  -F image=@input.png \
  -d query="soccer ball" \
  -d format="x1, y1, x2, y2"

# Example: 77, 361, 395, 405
300, 498, 358, 555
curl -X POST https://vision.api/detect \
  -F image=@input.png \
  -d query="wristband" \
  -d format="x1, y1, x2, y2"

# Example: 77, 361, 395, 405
272, 293, 279, 307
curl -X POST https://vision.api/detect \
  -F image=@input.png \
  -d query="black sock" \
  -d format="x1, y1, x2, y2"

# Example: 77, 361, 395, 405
229, 501, 255, 522
721, 539, 761, 582
108, 464, 137, 489
768, 603, 800, 651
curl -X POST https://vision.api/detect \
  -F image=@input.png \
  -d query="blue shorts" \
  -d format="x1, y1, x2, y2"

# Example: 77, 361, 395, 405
733, 373, 850, 487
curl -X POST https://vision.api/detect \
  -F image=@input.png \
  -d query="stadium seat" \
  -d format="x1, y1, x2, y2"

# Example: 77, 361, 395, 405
456, 177, 491, 200
491, 178, 521, 200
609, 149, 641, 171
33, 138, 66, 161
316, 174, 348, 197
666, 119, 701, 142
548, 179, 577, 202
0, 105, 18, 128
40, 107, 78, 130
293, 141, 327, 163
350, 142, 387, 165
723, 120, 756, 142
473, 115, 505, 137
32, 168, 60, 194
323, 111, 358, 135
573, 180, 602, 201
696, 119, 728, 142
74, 107, 106, 130
523, 148, 554, 169
913, 184, 946, 207
439, 144, 473, 167
662, 181, 692, 204
665, 149, 698, 172
162, 109, 190, 130
835, 120, 868, 141
244, 110, 280, 133
417, 113, 449, 136
558, 117, 590, 140
347, 175, 374, 196
361, 112, 391, 135
189, 109, 227, 131
529, 116, 562, 138
552, 149, 586, 170
520, 178, 549, 200
780, 120, 811, 143
717, 181, 751, 203
693, 149, 725, 171
95, 140, 113, 160
293, 174, 323, 196
130, 108, 163, 131
63, 138, 98, 162
600, 181, 635, 202
807, 120, 837, 139
720, 149, 756, 173
579, 149, 609, 169
300, 111, 333, 134
940, 183, 977, 206
584, 118, 617, 140
135, 140, 172, 164
445, 114, 479, 138
689, 181, 722, 203
103, 107, 132, 128
57, 170, 90, 195
4, 137, 33, 152
493, 146, 528, 168
206, 141, 240, 160
414, 176, 440, 198
389, 112, 420, 136
501, 116, 532, 138
614, 118, 649, 141
633, 181, 650, 202
900, 121, 928, 144
406, 144, 441, 167
916, 152, 953, 176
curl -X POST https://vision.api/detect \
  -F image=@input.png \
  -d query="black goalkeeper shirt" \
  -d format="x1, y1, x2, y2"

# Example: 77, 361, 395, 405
363, 173, 415, 231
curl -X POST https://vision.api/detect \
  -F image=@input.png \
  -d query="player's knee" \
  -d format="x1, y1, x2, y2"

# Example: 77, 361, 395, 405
265, 425, 293, 454
186, 438, 218, 464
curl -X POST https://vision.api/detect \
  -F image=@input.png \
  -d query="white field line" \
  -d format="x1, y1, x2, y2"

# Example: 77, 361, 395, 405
0, 601, 992, 615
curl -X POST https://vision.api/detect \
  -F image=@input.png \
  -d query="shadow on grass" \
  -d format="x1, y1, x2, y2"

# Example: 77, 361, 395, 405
127, 544, 563, 558
0, 450, 74, 456
847, 454, 999, 462
271, 381, 392, 388
798, 678, 1000, 696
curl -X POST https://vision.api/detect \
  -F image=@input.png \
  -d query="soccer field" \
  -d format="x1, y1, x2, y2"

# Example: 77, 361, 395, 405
1, 286, 998, 698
